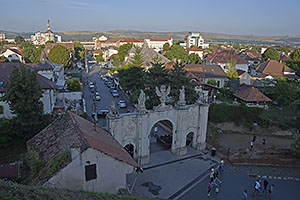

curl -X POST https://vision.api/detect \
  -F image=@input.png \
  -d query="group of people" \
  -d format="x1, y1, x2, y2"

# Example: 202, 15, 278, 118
250, 134, 266, 150
242, 179, 275, 199
207, 159, 224, 196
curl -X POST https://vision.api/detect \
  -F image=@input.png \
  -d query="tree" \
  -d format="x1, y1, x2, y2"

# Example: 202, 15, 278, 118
48, 45, 71, 67
290, 48, 300, 62
119, 66, 145, 92
118, 43, 133, 63
164, 44, 189, 64
226, 59, 239, 80
291, 136, 300, 157
163, 43, 170, 52
262, 48, 280, 62
189, 53, 201, 64
20, 42, 43, 63
112, 55, 121, 67
128, 47, 144, 68
273, 78, 300, 106
169, 64, 197, 104
279, 46, 291, 53
2, 66, 50, 139
207, 79, 217, 86
15, 36, 25, 44
73, 41, 85, 61
95, 54, 104, 63
67, 78, 81, 91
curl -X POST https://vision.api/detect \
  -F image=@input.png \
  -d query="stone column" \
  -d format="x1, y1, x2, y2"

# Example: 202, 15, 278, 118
196, 104, 209, 150
136, 114, 150, 165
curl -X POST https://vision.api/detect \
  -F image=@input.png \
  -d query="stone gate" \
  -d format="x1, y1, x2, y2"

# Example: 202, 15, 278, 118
107, 86, 209, 165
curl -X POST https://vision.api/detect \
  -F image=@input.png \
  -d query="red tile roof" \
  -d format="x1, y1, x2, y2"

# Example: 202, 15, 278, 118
205, 50, 248, 64
255, 60, 295, 77
187, 48, 203, 52
234, 87, 272, 102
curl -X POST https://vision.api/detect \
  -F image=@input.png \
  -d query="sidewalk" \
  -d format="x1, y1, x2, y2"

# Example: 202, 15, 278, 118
127, 147, 220, 199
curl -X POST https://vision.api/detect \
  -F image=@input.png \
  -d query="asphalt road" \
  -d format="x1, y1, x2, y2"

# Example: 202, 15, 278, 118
83, 64, 135, 127
178, 164, 300, 200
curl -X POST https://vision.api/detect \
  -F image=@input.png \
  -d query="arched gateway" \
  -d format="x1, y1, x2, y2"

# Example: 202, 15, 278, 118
107, 86, 209, 165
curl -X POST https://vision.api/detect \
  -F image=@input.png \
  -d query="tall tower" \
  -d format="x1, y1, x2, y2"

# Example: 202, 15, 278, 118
47, 19, 50, 30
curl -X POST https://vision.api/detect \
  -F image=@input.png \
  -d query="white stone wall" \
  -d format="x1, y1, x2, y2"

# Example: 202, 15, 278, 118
40, 89, 55, 114
46, 148, 134, 194
108, 103, 209, 165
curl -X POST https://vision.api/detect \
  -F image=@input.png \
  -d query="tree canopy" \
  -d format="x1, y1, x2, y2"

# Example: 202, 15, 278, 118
118, 43, 133, 63
48, 45, 71, 67
226, 59, 239, 80
189, 53, 201, 64
15, 36, 25, 44
163, 43, 170, 52
95, 54, 104, 63
164, 44, 189, 64
21, 44, 43, 64
67, 78, 81, 91
73, 41, 85, 61
262, 48, 280, 62
290, 48, 300, 62
2, 65, 51, 140
128, 47, 144, 68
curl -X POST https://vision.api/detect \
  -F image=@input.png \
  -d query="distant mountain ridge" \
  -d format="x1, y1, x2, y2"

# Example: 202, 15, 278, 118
1, 29, 300, 46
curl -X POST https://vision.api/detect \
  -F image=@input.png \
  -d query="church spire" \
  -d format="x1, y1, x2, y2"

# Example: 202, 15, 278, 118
47, 19, 50, 30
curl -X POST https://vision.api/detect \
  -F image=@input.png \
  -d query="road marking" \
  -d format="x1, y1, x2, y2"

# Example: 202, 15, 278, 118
248, 174, 299, 181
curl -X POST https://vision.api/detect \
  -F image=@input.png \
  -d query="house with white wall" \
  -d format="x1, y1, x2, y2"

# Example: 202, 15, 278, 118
185, 32, 209, 49
0, 63, 55, 118
0, 49, 23, 62
27, 111, 139, 194
187, 48, 204, 59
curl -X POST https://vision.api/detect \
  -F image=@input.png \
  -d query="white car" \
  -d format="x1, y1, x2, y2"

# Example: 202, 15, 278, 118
95, 92, 101, 101
118, 100, 127, 108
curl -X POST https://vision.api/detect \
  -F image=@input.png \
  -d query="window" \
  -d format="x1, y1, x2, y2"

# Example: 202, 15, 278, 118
0, 82, 4, 87
85, 164, 97, 181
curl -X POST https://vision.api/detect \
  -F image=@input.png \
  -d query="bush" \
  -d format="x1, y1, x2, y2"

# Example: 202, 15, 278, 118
291, 137, 300, 157
28, 151, 42, 176
47, 151, 70, 175
67, 78, 81, 91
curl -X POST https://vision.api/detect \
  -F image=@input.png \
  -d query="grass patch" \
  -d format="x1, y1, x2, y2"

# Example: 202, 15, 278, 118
0, 179, 159, 200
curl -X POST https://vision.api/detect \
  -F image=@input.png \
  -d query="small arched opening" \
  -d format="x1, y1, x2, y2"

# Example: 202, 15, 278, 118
186, 132, 194, 146
124, 144, 134, 158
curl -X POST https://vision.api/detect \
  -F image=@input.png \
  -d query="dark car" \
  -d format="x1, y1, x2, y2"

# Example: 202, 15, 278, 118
107, 81, 113, 88
97, 109, 109, 117
110, 87, 117, 93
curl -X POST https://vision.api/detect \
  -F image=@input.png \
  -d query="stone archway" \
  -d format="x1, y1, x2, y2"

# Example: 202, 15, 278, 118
107, 86, 210, 165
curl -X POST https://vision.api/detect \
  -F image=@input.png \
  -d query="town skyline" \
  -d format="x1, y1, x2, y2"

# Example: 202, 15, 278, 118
1, 0, 300, 36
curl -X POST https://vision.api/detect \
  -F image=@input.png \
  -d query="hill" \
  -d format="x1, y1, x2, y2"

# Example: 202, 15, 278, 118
1, 29, 300, 46
0, 179, 156, 200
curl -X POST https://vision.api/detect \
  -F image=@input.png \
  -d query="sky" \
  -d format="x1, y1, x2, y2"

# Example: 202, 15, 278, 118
1, 0, 300, 36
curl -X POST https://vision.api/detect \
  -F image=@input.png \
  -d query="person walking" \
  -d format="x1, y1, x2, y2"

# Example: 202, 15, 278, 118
242, 190, 248, 200
214, 171, 222, 184
262, 138, 266, 146
208, 181, 212, 197
263, 179, 269, 193
268, 184, 274, 196
253, 134, 256, 142
252, 179, 261, 196
218, 159, 224, 172
250, 141, 254, 150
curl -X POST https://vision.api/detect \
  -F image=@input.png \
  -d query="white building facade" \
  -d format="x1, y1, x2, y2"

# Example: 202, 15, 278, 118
185, 32, 209, 49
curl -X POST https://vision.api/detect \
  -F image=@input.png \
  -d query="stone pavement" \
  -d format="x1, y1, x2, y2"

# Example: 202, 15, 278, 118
127, 147, 220, 199
177, 164, 300, 200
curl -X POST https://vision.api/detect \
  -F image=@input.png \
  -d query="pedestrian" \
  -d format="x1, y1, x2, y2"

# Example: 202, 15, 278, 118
262, 138, 266, 146
268, 184, 274, 196
218, 159, 224, 172
250, 141, 254, 150
252, 134, 256, 142
214, 171, 222, 184
215, 186, 219, 194
208, 181, 212, 197
263, 179, 269, 192
252, 179, 261, 196
242, 190, 248, 200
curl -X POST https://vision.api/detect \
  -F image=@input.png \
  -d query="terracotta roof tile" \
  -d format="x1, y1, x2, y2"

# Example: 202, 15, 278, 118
234, 87, 272, 102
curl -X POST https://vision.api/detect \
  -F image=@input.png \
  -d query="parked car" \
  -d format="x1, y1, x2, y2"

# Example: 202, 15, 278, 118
118, 100, 127, 108
97, 109, 109, 117
90, 85, 95, 93
110, 87, 117, 94
107, 81, 114, 88
112, 90, 119, 97
95, 92, 101, 101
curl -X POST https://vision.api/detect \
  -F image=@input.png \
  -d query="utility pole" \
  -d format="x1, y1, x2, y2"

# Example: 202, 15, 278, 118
85, 48, 88, 74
